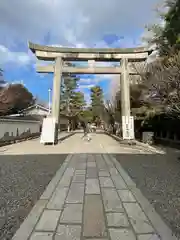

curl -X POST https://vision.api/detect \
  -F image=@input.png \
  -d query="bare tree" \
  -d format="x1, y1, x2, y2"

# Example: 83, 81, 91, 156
131, 54, 180, 117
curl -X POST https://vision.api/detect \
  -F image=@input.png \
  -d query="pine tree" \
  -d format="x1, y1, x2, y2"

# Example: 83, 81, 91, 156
90, 85, 104, 124
145, 0, 180, 55
60, 67, 86, 130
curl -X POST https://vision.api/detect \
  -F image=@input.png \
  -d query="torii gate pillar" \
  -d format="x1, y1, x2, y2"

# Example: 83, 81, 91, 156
51, 57, 63, 143
120, 58, 133, 140
121, 58, 130, 118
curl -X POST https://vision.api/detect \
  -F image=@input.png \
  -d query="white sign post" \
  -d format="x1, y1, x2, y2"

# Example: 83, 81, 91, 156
122, 116, 134, 140
40, 117, 56, 144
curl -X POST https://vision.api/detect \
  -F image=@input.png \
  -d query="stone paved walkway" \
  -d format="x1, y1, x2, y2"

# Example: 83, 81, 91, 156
12, 151, 177, 239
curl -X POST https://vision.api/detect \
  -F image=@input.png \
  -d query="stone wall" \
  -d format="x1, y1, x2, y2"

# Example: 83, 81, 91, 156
0, 118, 41, 144
0, 115, 69, 146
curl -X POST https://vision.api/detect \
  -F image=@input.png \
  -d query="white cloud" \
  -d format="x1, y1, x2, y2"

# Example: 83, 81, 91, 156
0, 45, 33, 66
79, 76, 104, 85
78, 84, 95, 89
0, 0, 164, 69
0, 0, 163, 49
0, 0, 164, 101
79, 78, 94, 85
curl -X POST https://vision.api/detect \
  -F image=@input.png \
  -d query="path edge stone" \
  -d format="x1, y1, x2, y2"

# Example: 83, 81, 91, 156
12, 199, 48, 240
41, 154, 73, 200
11, 154, 73, 240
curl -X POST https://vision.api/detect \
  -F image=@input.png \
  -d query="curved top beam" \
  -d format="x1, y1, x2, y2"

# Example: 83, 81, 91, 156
28, 41, 153, 55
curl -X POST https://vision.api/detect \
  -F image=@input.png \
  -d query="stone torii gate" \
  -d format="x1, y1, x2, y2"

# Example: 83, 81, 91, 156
28, 42, 152, 143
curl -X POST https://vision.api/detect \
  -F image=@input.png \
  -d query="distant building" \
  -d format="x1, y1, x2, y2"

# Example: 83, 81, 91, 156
9, 103, 68, 130
20, 103, 50, 118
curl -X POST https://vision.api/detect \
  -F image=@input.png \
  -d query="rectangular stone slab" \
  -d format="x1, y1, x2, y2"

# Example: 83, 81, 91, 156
66, 183, 84, 203
35, 210, 61, 231
123, 202, 154, 234
60, 204, 83, 224
86, 167, 98, 178
47, 187, 69, 210
101, 188, 124, 212
85, 179, 100, 194
83, 195, 107, 238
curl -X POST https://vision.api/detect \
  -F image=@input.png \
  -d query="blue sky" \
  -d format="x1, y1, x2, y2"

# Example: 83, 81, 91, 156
0, 0, 162, 105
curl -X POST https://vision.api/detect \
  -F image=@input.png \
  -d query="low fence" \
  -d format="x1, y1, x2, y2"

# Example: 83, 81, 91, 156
0, 118, 41, 146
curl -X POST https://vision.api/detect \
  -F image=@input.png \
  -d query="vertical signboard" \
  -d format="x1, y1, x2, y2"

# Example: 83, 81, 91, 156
40, 117, 56, 144
122, 116, 134, 140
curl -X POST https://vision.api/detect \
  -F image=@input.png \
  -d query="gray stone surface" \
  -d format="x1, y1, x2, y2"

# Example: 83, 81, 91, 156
109, 167, 119, 175
47, 186, 68, 209
109, 167, 128, 190
29, 232, 53, 240
103, 154, 114, 167
99, 177, 114, 188
12, 199, 48, 240
137, 234, 161, 240
111, 157, 136, 188
75, 170, 86, 175
96, 163, 107, 171
75, 162, 86, 170
60, 204, 83, 224
98, 171, 110, 177
66, 183, 84, 203
109, 228, 136, 240
11, 139, 178, 240
87, 161, 96, 167
55, 224, 81, 240
87, 154, 94, 161
87, 167, 98, 178
59, 168, 74, 187
83, 195, 107, 238
101, 188, 124, 212
124, 202, 154, 234
118, 189, 136, 202
86, 179, 100, 194
111, 173, 127, 189
95, 157, 107, 171
106, 212, 129, 227
40, 157, 70, 200
35, 209, 61, 231
72, 174, 86, 182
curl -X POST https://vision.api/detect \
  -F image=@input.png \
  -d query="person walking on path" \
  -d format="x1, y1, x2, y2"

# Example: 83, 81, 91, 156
81, 121, 91, 141
86, 122, 91, 141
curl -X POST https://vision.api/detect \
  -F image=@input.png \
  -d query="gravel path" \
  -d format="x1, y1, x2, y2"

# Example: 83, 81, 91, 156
115, 151, 180, 239
0, 154, 67, 240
